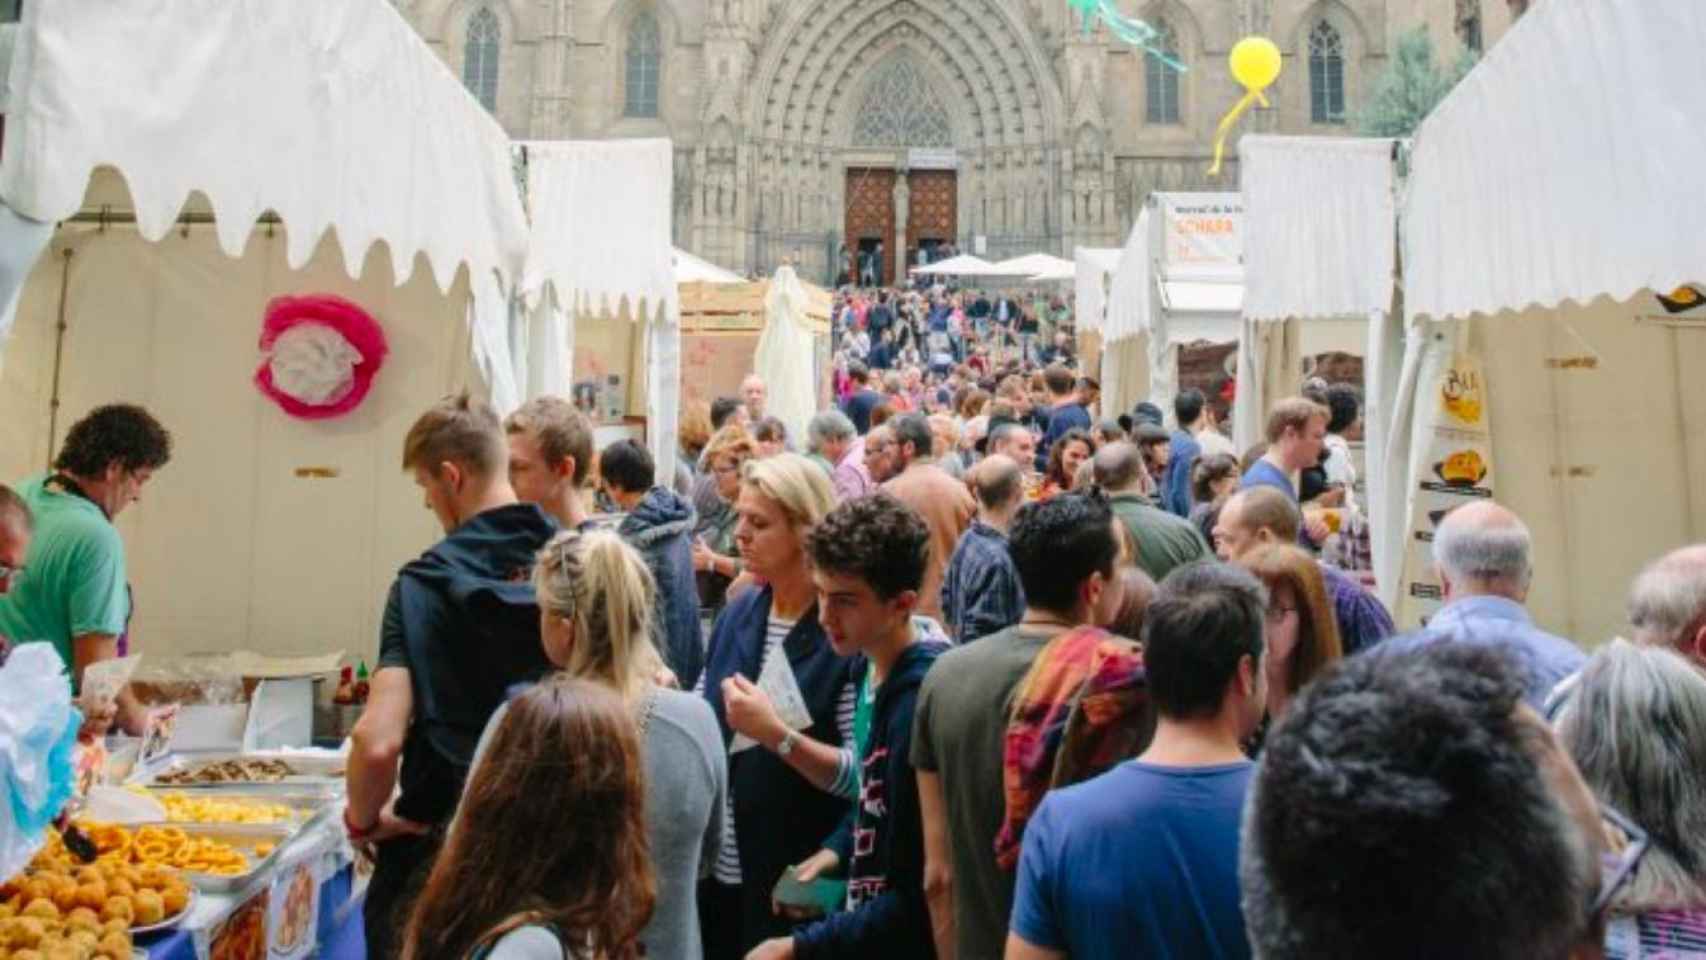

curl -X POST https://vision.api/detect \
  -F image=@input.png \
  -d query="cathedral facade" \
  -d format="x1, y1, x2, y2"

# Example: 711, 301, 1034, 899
396, 0, 1503, 285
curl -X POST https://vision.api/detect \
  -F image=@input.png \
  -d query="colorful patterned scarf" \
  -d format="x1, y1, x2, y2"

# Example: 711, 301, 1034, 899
995, 625, 1154, 870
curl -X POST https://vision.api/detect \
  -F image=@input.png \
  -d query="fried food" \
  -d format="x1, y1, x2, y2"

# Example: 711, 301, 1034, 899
132, 890, 164, 927
155, 758, 296, 785
0, 833, 167, 952
144, 789, 296, 825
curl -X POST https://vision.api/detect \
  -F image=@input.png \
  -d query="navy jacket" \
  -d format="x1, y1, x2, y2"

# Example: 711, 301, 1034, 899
391, 503, 558, 825
618, 487, 704, 691
795, 641, 945, 960
702, 587, 858, 950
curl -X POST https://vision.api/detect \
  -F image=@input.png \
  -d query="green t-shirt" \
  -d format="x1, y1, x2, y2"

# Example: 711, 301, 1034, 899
0, 474, 130, 675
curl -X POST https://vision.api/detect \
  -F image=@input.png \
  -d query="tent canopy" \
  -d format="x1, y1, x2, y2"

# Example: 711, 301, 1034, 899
1240, 136, 1396, 324
910, 253, 997, 276
1404, 0, 1706, 322
674, 247, 743, 284
0, 0, 526, 296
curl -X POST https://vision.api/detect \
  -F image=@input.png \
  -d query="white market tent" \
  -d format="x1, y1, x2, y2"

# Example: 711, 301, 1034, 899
0, 0, 531, 659
1394, 0, 1706, 641
909, 253, 997, 276
1101, 194, 1245, 421
518, 139, 679, 483
1237, 0, 1706, 642
1235, 136, 1401, 601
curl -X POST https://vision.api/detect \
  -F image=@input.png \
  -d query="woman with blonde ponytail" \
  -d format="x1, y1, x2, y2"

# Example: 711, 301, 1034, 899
446, 528, 727, 960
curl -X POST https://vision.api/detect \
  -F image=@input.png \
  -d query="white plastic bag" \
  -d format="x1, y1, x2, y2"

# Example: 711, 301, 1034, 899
0, 644, 80, 878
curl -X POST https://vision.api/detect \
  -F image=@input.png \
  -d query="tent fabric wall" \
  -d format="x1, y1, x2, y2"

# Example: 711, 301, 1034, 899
1404, 0, 1706, 322
0, 221, 481, 660
1073, 247, 1121, 334
1386, 300, 1706, 644
1103, 208, 1152, 346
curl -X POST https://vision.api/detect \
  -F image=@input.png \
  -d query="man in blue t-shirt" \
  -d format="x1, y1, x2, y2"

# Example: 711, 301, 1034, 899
1239, 396, 1329, 502
1008, 563, 1268, 960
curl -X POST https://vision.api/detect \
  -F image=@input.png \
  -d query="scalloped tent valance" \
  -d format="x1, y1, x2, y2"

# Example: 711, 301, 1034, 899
1403, 0, 1706, 322
0, 0, 528, 298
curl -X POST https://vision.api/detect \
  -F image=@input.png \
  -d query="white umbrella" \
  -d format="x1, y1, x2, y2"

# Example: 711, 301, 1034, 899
910, 253, 998, 276
987, 252, 1076, 279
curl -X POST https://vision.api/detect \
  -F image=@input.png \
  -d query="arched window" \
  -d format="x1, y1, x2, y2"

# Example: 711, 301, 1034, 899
1145, 21, 1182, 124
1308, 20, 1346, 124
625, 13, 662, 118
463, 7, 501, 113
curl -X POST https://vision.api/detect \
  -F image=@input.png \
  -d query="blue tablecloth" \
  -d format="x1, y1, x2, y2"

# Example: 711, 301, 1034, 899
140, 865, 364, 960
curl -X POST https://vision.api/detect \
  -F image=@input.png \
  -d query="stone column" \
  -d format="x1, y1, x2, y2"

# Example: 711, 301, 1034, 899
892, 171, 910, 284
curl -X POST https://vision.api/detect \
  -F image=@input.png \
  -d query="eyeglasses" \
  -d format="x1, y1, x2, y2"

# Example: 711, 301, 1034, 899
1265, 605, 1297, 623
1591, 804, 1650, 916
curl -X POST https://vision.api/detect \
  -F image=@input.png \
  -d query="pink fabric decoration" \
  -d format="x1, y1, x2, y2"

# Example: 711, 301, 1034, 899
254, 294, 388, 420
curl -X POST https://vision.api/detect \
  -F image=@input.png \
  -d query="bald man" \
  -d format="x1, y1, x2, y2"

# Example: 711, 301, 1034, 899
1383, 500, 1584, 708
741, 373, 768, 423
940, 455, 1027, 642
1214, 486, 1394, 657
1095, 442, 1210, 584
1627, 544, 1706, 667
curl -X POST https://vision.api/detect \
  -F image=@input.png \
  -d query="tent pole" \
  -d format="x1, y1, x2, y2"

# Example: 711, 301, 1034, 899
45, 247, 71, 469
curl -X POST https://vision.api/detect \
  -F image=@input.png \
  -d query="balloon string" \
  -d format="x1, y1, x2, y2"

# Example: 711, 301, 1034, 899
1209, 90, 1262, 176
1076, 0, 1186, 72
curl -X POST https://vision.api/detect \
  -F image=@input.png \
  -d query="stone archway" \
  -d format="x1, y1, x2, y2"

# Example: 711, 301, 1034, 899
743, 0, 1066, 273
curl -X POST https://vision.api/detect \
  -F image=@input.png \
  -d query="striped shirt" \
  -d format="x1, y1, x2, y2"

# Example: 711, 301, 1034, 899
1606, 909, 1706, 959
699, 616, 857, 887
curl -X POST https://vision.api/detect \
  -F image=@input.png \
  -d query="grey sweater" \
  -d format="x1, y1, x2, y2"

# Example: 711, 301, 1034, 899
465, 686, 727, 960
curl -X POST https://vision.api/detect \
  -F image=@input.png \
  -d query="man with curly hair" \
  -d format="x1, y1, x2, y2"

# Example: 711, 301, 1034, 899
748, 493, 947, 960
0, 404, 170, 731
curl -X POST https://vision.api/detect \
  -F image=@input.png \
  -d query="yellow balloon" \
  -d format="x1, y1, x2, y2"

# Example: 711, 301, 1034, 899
1229, 36, 1283, 92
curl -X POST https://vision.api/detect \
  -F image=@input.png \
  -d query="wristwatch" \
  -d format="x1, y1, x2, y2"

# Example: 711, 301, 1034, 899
776, 731, 799, 757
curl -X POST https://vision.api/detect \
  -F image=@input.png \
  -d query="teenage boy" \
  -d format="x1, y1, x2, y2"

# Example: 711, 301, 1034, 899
746, 494, 946, 960
347, 392, 559, 959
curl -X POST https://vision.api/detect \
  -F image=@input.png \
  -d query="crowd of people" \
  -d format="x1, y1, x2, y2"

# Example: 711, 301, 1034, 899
3, 305, 1704, 959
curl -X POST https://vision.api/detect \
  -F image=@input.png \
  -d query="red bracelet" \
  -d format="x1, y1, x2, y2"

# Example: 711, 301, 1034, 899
343, 806, 376, 840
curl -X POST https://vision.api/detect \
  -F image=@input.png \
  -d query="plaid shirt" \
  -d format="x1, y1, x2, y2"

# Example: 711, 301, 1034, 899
940, 521, 1025, 643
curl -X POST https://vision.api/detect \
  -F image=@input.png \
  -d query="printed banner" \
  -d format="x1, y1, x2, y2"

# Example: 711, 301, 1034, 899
1396, 351, 1496, 628
1159, 194, 1244, 281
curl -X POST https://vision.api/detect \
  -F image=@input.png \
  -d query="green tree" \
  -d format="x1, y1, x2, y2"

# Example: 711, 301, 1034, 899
1354, 26, 1477, 137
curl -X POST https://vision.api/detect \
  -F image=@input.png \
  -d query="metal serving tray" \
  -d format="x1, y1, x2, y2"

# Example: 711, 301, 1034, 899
136, 786, 340, 828
155, 821, 296, 895
130, 752, 346, 792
